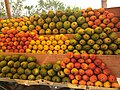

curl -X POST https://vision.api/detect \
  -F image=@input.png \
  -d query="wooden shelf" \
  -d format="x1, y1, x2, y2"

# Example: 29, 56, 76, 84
0, 78, 119, 90
39, 32, 120, 38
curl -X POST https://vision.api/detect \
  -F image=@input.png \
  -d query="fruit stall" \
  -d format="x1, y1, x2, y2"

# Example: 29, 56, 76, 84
0, 0, 120, 90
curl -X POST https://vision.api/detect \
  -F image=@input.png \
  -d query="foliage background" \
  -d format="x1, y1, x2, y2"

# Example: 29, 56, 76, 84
0, 0, 81, 18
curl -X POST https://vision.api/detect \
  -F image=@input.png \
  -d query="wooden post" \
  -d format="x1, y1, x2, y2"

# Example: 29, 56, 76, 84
102, 0, 107, 8
4, 0, 12, 19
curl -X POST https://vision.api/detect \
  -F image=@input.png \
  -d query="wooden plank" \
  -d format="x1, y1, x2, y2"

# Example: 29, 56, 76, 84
117, 32, 120, 37
0, 53, 120, 78
4, 0, 12, 19
0, 78, 119, 90
40, 32, 120, 38
97, 55, 120, 78
105, 7, 120, 17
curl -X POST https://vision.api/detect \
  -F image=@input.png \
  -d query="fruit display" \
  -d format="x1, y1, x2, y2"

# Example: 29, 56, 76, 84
60, 52, 119, 88
0, 7, 120, 34
1, 28, 120, 55
0, 52, 119, 88
0, 54, 41, 80
27, 34, 69, 54
0, 54, 70, 82
67, 28, 120, 55
0, 30, 70, 54
0, 7, 120, 54
0, 29, 38, 53
0, 5, 120, 90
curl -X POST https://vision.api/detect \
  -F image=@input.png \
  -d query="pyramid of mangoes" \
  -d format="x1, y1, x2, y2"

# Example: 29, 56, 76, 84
0, 52, 119, 88
0, 7, 120, 33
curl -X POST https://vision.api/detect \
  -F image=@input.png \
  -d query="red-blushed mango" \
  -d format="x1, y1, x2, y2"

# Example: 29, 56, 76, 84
98, 74, 108, 82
